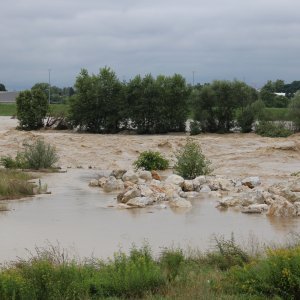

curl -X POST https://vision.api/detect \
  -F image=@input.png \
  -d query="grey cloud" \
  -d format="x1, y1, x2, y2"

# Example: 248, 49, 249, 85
1, 0, 300, 90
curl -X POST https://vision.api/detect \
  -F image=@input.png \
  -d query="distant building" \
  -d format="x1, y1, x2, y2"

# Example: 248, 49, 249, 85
0, 91, 19, 103
274, 92, 286, 97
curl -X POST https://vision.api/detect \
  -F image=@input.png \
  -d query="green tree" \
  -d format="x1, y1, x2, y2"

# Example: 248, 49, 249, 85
69, 67, 124, 133
16, 88, 49, 130
288, 91, 300, 131
0, 83, 6, 91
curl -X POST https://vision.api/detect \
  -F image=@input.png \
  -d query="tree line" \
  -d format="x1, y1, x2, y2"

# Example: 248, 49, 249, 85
13, 68, 300, 133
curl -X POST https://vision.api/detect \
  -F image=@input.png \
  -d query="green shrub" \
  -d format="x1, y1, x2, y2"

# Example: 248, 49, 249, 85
16, 88, 49, 130
205, 235, 249, 271
226, 246, 300, 299
189, 120, 201, 135
255, 121, 293, 137
23, 139, 59, 169
288, 91, 300, 131
174, 139, 212, 179
133, 150, 169, 171
0, 245, 165, 300
0, 153, 27, 169
160, 248, 184, 281
237, 106, 255, 133
1, 140, 59, 170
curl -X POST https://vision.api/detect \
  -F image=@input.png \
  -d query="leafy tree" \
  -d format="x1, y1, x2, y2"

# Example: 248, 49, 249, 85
288, 91, 300, 131
260, 80, 289, 107
174, 139, 212, 179
16, 88, 49, 130
0, 83, 6, 91
69, 67, 124, 133
192, 80, 257, 133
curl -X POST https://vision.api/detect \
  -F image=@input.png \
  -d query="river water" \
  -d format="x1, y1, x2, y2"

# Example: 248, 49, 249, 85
1, 169, 300, 262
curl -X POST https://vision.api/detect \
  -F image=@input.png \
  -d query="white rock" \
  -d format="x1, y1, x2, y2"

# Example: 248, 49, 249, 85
268, 200, 297, 217
192, 176, 207, 189
139, 184, 154, 197
110, 169, 127, 179
120, 187, 141, 203
200, 185, 211, 193
103, 177, 124, 192
218, 178, 234, 191
137, 170, 152, 181
241, 177, 261, 189
122, 171, 139, 183
183, 180, 194, 192
98, 177, 107, 188
127, 197, 153, 208
241, 204, 269, 214
169, 197, 192, 208
89, 179, 99, 187
179, 191, 200, 198
165, 175, 185, 187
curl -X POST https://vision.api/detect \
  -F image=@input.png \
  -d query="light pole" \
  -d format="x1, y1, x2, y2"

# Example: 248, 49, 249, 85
48, 68, 51, 104
192, 71, 195, 86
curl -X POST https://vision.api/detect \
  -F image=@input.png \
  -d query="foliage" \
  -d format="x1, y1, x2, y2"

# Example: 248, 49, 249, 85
174, 139, 212, 179
69, 67, 125, 133
192, 80, 258, 133
160, 248, 184, 281
23, 139, 59, 169
133, 150, 169, 171
0, 83, 6, 91
237, 106, 255, 133
255, 121, 293, 137
288, 91, 300, 131
16, 88, 49, 130
0, 169, 35, 199
0, 245, 165, 300
205, 235, 250, 270
126, 74, 189, 133
189, 120, 201, 135
1, 140, 59, 170
0, 153, 27, 169
226, 246, 300, 299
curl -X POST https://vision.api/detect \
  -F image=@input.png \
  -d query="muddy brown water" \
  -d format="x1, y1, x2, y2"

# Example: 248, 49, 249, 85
1, 169, 300, 263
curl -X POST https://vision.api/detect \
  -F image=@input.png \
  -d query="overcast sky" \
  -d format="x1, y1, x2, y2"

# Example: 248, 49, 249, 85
1, 0, 299, 90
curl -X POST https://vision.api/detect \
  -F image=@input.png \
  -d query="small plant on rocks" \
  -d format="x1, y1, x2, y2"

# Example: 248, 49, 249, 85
133, 150, 169, 171
174, 139, 212, 179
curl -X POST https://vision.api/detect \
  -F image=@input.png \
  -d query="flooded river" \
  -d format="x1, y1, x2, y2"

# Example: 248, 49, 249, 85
1, 169, 300, 262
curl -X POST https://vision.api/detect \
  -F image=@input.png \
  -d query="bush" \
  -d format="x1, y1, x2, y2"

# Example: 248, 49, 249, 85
23, 139, 59, 169
16, 88, 49, 130
205, 235, 249, 271
226, 246, 300, 299
0, 245, 165, 299
160, 248, 185, 281
255, 121, 293, 137
189, 120, 201, 135
0, 152, 28, 169
237, 106, 255, 133
288, 91, 300, 131
133, 150, 169, 171
174, 139, 211, 179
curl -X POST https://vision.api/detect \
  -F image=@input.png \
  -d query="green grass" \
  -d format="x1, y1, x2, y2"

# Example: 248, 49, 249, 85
0, 103, 17, 116
0, 103, 69, 116
0, 237, 293, 300
0, 169, 36, 199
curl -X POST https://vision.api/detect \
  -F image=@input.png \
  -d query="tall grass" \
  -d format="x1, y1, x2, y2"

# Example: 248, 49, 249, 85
0, 169, 35, 199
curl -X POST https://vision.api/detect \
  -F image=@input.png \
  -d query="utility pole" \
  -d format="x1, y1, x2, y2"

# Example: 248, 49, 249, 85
192, 71, 195, 86
48, 68, 51, 104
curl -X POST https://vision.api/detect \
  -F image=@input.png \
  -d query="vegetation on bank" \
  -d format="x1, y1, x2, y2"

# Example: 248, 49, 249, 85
0, 139, 59, 170
1, 237, 300, 299
0, 169, 36, 199
1, 71, 300, 136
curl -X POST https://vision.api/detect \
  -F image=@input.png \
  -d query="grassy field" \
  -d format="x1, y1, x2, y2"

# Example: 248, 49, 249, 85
0, 103, 69, 116
0, 236, 299, 299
